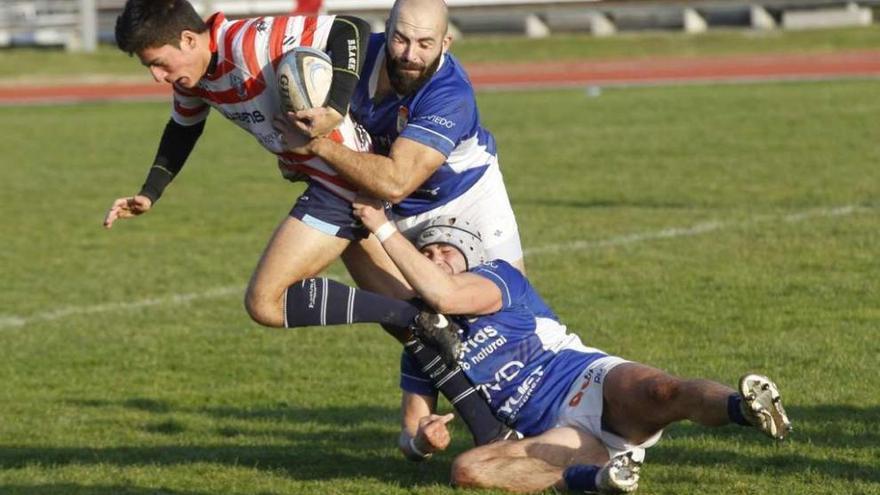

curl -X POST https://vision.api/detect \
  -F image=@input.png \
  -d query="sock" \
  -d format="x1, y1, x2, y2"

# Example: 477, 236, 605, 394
284, 277, 419, 329
727, 393, 751, 426
563, 464, 601, 492
404, 338, 511, 446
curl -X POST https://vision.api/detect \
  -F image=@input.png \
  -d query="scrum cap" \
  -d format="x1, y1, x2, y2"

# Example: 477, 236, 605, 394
414, 216, 486, 270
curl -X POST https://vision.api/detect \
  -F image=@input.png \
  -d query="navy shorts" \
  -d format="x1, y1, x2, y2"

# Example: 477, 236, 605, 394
289, 182, 370, 241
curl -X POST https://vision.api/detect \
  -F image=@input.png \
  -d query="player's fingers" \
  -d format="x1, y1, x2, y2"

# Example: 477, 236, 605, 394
438, 413, 455, 424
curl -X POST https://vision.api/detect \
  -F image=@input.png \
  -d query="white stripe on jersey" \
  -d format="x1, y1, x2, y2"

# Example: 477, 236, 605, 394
446, 134, 497, 173
534, 317, 600, 354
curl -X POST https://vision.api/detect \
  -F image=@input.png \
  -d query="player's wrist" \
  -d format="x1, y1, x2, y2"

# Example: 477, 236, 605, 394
374, 221, 397, 243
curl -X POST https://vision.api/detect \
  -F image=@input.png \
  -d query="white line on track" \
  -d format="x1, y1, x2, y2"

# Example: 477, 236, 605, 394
0, 205, 867, 329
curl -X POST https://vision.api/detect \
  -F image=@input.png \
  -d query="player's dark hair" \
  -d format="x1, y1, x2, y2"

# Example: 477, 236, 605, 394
115, 0, 208, 55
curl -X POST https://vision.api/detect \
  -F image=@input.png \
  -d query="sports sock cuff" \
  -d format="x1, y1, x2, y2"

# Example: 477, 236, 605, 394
727, 393, 751, 426
563, 464, 601, 492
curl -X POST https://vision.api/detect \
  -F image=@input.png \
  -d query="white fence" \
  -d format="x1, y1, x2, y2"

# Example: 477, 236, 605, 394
0, 0, 877, 52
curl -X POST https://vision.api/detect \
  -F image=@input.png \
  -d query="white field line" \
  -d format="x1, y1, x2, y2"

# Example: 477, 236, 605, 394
0, 205, 867, 329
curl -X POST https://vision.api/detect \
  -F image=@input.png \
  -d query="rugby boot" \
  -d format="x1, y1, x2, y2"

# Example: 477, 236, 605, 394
411, 310, 463, 368
594, 451, 642, 493
739, 373, 792, 441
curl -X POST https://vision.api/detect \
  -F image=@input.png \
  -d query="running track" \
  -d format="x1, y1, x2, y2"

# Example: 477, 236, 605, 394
3, 50, 880, 105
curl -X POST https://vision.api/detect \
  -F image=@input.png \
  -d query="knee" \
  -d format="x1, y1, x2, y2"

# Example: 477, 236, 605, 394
450, 454, 482, 488
641, 374, 683, 405
243, 285, 283, 327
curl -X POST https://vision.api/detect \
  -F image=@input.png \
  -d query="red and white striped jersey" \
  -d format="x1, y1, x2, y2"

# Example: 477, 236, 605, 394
171, 12, 370, 201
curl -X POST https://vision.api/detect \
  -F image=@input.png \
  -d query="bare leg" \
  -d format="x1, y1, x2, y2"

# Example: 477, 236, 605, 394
342, 234, 415, 300
603, 363, 735, 444
245, 216, 350, 327
451, 427, 609, 493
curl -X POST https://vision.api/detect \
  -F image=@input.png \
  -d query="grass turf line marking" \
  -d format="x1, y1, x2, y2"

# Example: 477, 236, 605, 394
0, 205, 866, 329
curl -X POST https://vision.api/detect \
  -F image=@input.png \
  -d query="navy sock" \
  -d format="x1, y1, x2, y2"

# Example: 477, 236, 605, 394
284, 277, 419, 329
727, 393, 751, 426
563, 464, 601, 492
404, 338, 511, 446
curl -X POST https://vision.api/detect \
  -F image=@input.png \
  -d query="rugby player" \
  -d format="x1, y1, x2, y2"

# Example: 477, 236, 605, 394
274, 0, 526, 286
350, 199, 792, 493
102, 0, 513, 446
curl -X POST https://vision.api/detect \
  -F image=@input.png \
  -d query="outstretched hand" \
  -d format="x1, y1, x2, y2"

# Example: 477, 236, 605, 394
416, 412, 455, 453
103, 195, 152, 228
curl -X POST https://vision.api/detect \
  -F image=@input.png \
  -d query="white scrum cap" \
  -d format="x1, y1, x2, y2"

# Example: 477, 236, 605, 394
414, 216, 486, 270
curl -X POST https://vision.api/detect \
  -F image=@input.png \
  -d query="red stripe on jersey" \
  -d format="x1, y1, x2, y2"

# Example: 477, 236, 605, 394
241, 18, 264, 81
205, 12, 225, 53
269, 16, 290, 69
207, 19, 247, 81
278, 156, 356, 190
301, 16, 317, 47
173, 99, 208, 117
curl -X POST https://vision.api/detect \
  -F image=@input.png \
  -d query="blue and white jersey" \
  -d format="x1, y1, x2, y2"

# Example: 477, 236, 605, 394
351, 33, 499, 216
401, 260, 608, 436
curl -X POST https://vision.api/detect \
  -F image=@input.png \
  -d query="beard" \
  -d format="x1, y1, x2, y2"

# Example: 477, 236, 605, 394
385, 47, 441, 96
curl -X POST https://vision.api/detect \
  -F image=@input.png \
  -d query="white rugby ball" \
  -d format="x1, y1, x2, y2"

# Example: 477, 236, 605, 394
277, 47, 332, 114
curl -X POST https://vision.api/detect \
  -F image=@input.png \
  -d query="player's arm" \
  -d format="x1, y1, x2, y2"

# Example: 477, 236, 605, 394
103, 118, 205, 228
399, 391, 454, 461
293, 15, 370, 137
352, 197, 502, 315
275, 132, 445, 204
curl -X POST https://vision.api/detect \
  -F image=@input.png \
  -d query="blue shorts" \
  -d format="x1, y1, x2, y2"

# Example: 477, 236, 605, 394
289, 182, 370, 241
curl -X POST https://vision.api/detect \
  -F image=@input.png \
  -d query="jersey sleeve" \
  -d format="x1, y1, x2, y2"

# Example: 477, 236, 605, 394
400, 351, 439, 398
471, 261, 528, 310
171, 88, 210, 126
399, 71, 476, 157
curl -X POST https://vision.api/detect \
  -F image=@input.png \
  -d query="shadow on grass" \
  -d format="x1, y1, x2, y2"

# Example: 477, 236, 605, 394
44, 400, 879, 485
649, 404, 880, 484
0, 485, 206, 495
4, 402, 452, 488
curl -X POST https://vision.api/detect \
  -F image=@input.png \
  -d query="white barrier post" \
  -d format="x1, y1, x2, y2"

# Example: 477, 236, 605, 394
79, 0, 97, 52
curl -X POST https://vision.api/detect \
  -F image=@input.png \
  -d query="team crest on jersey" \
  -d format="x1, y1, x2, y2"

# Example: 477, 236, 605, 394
396, 106, 409, 132
230, 73, 247, 100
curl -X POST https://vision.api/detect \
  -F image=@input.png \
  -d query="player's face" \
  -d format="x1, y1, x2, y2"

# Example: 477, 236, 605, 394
420, 244, 468, 275
137, 32, 206, 89
385, 20, 449, 95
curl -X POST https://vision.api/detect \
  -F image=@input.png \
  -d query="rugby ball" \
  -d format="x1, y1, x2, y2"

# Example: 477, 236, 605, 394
277, 47, 332, 114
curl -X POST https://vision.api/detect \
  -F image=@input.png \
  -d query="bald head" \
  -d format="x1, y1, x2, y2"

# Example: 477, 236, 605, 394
388, 0, 449, 38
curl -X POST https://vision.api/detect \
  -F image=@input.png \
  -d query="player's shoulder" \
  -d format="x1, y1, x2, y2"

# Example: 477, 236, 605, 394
471, 259, 526, 287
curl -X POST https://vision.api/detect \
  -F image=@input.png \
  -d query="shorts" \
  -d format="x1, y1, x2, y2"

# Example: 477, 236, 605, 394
289, 181, 370, 241
555, 356, 663, 462
392, 164, 523, 264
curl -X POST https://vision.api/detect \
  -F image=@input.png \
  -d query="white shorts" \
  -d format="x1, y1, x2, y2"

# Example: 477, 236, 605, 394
555, 356, 663, 462
392, 164, 524, 265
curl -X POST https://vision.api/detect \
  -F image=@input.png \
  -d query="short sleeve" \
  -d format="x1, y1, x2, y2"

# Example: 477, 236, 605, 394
470, 260, 527, 310
171, 88, 210, 126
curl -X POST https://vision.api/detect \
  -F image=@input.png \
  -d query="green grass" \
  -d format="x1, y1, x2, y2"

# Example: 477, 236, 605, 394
1, 79, 879, 493
3, 25, 880, 80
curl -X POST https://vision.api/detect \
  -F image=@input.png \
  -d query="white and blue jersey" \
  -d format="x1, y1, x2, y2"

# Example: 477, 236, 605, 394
351, 33, 499, 217
400, 260, 608, 436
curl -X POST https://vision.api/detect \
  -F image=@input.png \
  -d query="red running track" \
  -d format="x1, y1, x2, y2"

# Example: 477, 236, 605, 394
3, 50, 880, 105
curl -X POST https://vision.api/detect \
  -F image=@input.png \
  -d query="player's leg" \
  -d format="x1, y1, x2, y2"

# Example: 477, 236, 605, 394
451, 427, 616, 493
246, 182, 421, 329
601, 363, 791, 444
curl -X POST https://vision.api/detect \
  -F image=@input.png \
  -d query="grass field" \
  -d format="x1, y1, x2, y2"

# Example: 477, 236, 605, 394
2, 40, 880, 494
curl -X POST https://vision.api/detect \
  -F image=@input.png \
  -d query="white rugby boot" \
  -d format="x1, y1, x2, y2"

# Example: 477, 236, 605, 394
595, 452, 641, 493
739, 373, 792, 441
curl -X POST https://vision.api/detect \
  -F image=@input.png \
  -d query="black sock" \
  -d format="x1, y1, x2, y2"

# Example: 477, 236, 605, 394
284, 277, 419, 329
404, 338, 511, 446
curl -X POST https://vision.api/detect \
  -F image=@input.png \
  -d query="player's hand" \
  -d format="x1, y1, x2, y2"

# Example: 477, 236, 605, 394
415, 412, 455, 452
293, 106, 343, 138
103, 195, 152, 228
352, 194, 389, 231
272, 113, 314, 155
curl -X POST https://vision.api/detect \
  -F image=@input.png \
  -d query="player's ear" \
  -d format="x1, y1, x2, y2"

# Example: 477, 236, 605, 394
180, 30, 198, 50
441, 33, 452, 54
